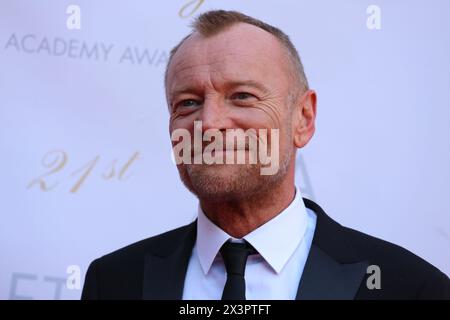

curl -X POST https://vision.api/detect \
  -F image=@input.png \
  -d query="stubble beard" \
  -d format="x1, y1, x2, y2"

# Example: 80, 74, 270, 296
177, 141, 293, 202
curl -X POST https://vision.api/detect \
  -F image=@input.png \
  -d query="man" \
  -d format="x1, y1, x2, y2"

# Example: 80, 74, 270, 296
82, 10, 450, 300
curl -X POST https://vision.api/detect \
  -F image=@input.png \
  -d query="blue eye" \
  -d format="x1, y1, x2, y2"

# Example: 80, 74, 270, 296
232, 92, 254, 100
179, 99, 199, 107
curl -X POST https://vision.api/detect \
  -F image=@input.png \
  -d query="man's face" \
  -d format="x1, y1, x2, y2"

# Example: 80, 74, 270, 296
166, 23, 297, 201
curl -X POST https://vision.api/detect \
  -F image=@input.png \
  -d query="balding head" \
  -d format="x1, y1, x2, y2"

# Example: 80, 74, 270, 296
165, 10, 309, 99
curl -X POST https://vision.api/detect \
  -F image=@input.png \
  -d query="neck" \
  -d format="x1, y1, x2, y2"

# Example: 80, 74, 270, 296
199, 177, 296, 238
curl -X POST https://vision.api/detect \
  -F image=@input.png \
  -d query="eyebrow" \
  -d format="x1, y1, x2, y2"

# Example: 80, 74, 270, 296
169, 80, 270, 99
225, 80, 270, 95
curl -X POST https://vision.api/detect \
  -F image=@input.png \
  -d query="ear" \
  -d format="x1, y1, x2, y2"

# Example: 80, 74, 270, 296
292, 90, 317, 148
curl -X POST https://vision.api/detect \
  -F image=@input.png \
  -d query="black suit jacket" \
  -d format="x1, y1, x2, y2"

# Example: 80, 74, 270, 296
81, 198, 450, 299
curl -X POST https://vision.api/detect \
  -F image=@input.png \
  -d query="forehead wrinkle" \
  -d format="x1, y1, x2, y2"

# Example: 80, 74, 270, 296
172, 53, 266, 89
172, 51, 249, 76
171, 28, 278, 77
168, 28, 291, 97
168, 61, 233, 96
168, 62, 210, 97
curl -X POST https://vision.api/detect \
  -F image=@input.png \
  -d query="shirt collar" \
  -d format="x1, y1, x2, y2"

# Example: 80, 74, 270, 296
196, 188, 309, 274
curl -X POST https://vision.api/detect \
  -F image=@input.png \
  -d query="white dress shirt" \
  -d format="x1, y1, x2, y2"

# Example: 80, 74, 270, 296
182, 189, 317, 300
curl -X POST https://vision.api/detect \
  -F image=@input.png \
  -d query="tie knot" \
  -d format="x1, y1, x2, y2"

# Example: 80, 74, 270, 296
220, 241, 257, 276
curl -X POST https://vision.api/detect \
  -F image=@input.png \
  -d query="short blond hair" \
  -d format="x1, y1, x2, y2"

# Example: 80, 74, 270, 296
165, 10, 309, 93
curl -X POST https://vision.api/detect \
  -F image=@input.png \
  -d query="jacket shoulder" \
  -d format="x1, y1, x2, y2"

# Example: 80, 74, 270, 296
341, 224, 450, 299
81, 221, 195, 299
304, 198, 449, 299
99, 221, 195, 263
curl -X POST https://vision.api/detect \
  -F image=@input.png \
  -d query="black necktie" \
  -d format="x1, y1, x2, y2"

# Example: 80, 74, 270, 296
220, 241, 257, 300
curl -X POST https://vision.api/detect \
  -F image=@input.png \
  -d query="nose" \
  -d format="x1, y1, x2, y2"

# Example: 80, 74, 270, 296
199, 96, 232, 132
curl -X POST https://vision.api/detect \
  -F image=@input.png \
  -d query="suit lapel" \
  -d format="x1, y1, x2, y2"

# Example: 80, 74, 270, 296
297, 198, 369, 300
142, 222, 196, 300
296, 244, 368, 299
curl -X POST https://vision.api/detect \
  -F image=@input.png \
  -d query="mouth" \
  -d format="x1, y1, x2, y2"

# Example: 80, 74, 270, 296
192, 146, 251, 156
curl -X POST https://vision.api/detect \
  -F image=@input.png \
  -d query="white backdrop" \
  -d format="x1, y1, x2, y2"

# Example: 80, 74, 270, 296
1, 0, 449, 299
